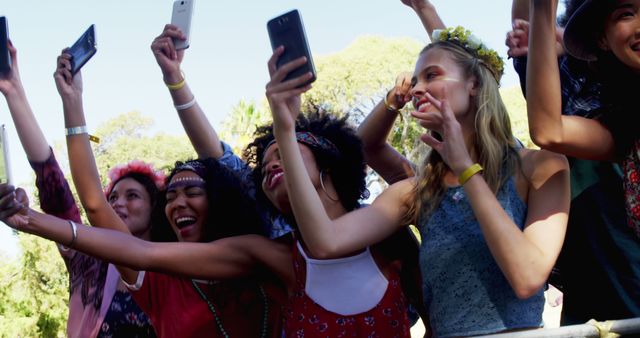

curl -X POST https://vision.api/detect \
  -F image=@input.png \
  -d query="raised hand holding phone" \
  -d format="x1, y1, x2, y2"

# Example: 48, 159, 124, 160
151, 25, 185, 85
266, 47, 313, 132
171, 0, 194, 50
267, 9, 316, 87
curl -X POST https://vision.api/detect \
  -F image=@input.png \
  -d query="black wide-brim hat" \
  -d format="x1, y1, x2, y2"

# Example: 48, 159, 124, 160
563, 0, 611, 61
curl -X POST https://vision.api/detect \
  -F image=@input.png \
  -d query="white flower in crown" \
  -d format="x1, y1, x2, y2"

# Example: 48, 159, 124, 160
466, 35, 482, 50
432, 29, 446, 42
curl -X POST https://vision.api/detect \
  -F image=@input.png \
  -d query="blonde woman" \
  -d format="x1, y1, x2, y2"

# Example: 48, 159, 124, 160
266, 27, 570, 337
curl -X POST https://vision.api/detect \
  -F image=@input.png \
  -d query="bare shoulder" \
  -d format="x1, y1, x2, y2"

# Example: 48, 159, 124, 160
372, 177, 415, 206
518, 148, 569, 186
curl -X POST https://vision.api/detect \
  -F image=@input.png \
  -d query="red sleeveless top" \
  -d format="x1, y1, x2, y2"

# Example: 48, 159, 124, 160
283, 242, 411, 337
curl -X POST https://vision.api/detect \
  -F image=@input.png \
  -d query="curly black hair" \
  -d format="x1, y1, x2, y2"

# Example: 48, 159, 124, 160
243, 109, 368, 214
558, 0, 587, 27
150, 157, 266, 242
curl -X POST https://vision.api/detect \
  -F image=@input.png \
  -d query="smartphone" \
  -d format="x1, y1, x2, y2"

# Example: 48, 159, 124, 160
68, 24, 97, 75
171, 0, 194, 50
267, 9, 316, 86
0, 124, 12, 185
0, 16, 11, 75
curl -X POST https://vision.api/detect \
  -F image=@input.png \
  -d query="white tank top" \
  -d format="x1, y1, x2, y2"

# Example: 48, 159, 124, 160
297, 241, 389, 316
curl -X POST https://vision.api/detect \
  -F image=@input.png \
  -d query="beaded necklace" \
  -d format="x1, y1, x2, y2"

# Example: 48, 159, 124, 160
191, 280, 269, 338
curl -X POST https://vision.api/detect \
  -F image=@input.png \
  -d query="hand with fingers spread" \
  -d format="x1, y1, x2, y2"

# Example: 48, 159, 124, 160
151, 24, 186, 85
412, 91, 473, 175
265, 46, 313, 132
0, 183, 29, 229
386, 72, 413, 111
0, 40, 22, 97
53, 49, 83, 101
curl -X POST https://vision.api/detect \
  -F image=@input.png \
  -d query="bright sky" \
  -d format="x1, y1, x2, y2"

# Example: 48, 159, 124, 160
0, 0, 560, 257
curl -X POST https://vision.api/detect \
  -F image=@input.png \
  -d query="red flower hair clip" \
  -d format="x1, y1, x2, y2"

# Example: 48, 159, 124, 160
104, 160, 166, 197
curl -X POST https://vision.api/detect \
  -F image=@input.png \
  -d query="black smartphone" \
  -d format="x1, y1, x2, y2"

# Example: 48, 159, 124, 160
267, 9, 316, 86
68, 24, 97, 75
0, 16, 11, 75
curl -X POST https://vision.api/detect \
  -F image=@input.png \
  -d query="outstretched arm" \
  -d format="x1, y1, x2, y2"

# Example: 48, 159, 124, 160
0, 41, 50, 162
152, 24, 223, 159
357, 72, 416, 183
527, 0, 614, 160
0, 184, 292, 284
266, 49, 410, 259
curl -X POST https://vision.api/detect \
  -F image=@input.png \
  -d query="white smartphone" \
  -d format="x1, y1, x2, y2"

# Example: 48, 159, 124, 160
0, 124, 12, 185
171, 0, 194, 50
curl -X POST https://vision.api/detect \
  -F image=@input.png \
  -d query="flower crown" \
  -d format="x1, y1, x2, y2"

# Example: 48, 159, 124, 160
431, 26, 504, 83
104, 160, 167, 196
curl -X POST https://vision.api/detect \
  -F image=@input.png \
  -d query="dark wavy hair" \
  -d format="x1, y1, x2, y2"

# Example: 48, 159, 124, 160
558, 0, 587, 27
243, 109, 368, 214
151, 157, 266, 242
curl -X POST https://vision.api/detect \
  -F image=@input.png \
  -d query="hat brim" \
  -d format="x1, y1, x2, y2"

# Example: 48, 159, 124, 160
563, 0, 606, 61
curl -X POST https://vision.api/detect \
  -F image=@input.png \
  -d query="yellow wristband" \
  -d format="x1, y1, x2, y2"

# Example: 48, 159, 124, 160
384, 90, 399, 113
165, 71, 186, 91
458, 163, 483, 185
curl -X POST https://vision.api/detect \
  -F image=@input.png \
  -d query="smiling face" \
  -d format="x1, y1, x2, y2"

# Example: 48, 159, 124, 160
410, 47, 477, 128
108, 177, 153, 238
260, 142, 320, 216
164, 170, 209, 242
601, 0, 640, 71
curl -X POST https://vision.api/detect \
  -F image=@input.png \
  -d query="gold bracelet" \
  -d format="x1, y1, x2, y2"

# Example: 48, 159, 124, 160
165, 71, 186, 91
458, 163, 483, 185
383, 90, 399, 113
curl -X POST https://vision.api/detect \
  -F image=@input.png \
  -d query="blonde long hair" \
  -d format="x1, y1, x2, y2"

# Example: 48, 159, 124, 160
403, 42, 520, 225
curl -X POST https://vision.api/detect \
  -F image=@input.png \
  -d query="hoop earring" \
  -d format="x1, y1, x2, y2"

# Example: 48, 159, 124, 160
320, 170, 339, 202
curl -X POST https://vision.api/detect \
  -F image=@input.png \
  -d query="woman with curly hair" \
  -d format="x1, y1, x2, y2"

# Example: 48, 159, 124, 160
264, 26, 570, 337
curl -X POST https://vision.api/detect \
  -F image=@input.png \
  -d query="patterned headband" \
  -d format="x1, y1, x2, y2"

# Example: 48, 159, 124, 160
173, 160, 207, 179
265, 132, 340, 157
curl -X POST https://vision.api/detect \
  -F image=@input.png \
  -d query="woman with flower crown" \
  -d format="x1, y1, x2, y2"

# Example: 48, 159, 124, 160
264, 24, 571, 337
0, 42, 158, 337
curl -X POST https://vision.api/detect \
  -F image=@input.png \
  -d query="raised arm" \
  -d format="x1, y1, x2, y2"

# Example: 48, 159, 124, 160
527, 0, 614, 160
401, 0, 446, 38
512, 0, 530, 22
357, 72, 416, 183
266, 49, 409, 259
151, 24, 223, 159
0, 184, 293, 284
54, 50, 143, 283
0, 41, 49, 162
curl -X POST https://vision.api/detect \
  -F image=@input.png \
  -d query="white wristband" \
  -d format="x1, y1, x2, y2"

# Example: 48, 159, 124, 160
174, 97, 197, 111
65, 125, 88, 136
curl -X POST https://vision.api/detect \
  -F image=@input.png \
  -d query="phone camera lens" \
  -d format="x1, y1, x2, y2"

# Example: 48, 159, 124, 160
181, 1, 184, 4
